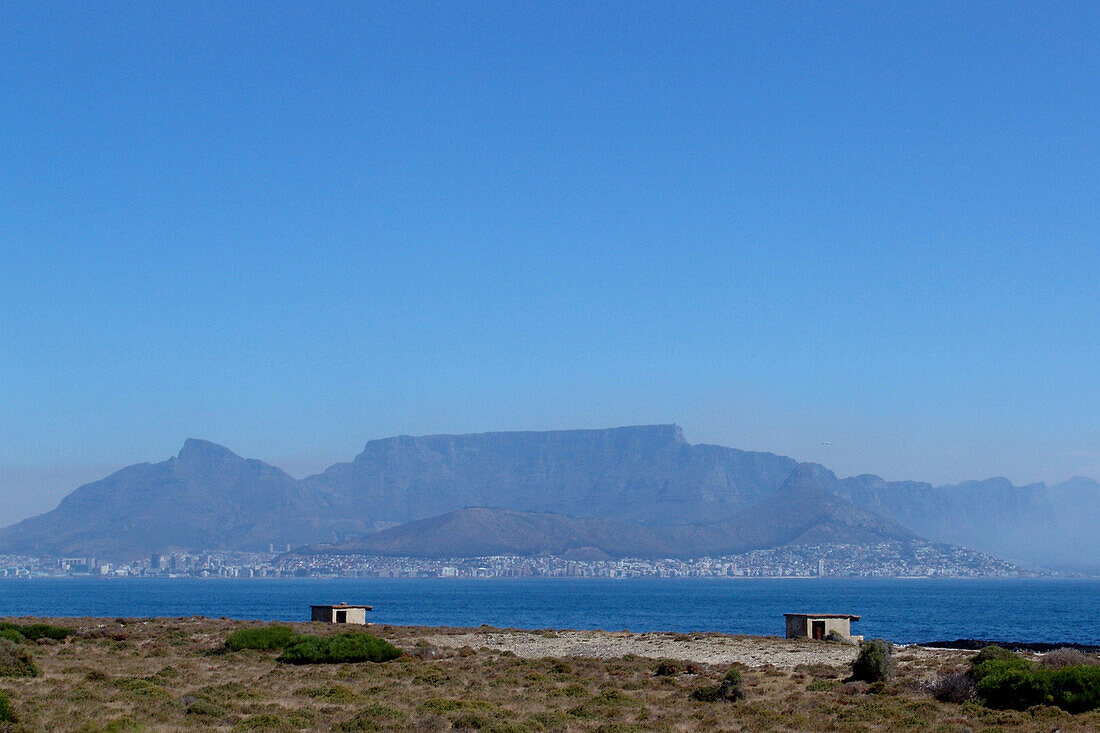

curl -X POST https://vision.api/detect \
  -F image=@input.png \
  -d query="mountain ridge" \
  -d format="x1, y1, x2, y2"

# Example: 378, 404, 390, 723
304, 463, 919, 558
0, 425, 1096, 569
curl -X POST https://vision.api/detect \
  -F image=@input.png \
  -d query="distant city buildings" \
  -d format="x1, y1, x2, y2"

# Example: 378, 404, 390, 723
0, 541, 1043, 579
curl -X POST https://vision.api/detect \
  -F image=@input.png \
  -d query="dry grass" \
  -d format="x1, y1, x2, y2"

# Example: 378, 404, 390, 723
0, 617, 1097, 732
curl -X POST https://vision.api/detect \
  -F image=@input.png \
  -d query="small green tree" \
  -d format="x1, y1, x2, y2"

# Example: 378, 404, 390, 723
851, 639, 895, 683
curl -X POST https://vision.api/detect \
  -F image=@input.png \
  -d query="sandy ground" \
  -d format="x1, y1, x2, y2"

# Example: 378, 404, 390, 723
420, 628, 959, 670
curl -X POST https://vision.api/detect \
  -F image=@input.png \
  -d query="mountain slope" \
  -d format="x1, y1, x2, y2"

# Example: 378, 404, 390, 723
0, 440, 331, 556
305, 464, 921, 559
309, 508, 679, 559
829, 474, 1063, 569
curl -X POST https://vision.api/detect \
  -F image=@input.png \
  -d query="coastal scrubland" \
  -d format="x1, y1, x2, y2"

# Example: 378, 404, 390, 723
0, 617, 1098, 732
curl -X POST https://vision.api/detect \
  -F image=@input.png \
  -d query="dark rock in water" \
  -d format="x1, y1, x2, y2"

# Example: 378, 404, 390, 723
917, 639, 1100, 653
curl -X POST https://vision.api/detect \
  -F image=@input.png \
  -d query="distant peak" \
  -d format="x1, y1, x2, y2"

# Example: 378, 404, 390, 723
781, 462, 838, 491
177, 438, 242, 464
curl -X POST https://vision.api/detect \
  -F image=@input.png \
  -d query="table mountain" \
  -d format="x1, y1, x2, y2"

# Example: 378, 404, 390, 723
301, 424, 798, 531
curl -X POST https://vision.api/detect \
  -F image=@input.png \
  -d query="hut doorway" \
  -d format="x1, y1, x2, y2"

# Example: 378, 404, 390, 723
812, 620, 825, 640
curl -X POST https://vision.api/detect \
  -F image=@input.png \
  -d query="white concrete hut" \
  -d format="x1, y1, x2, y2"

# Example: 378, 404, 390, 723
784, 613, 861, 641
310, 603, 372, 625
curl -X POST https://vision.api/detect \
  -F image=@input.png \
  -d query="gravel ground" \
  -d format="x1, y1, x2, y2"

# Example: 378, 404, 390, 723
422, 629, 915, 668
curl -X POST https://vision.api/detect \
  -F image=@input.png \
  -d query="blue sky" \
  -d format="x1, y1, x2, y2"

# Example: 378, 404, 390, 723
2, 2, 1097, 521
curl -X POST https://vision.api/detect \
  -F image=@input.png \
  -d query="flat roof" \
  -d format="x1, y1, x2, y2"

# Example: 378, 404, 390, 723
784, 613, 860, 620
311, 604, 373, 610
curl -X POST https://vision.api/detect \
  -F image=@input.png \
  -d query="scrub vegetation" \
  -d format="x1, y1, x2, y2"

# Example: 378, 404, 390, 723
0, 617, 1098, 731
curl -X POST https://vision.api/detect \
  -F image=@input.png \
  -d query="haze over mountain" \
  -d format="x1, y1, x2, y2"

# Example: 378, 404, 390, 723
0, 426, 1096, 571
0, 440, 329, 557
304, 464, 919, 559
301, 424, 797, 528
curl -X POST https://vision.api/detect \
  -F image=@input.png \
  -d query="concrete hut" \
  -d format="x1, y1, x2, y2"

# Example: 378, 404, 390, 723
311, 603, 372, 625
784, 613, 861, 642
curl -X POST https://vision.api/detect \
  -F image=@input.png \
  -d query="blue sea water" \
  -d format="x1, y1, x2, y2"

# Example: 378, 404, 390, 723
1, 577, 1098, 645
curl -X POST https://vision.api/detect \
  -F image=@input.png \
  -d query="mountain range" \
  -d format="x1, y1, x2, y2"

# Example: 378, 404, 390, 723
1, 425, 1097, 572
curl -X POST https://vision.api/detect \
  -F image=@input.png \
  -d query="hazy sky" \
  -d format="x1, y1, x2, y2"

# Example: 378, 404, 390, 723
2, 2, 1098, 522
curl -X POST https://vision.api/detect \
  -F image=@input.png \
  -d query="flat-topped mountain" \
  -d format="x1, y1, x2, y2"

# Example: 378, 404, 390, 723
0, 425, 1097, 570
301, 424, 799, 529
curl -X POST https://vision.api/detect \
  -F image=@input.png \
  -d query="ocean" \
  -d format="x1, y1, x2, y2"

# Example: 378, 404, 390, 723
1, 577, 1097, 645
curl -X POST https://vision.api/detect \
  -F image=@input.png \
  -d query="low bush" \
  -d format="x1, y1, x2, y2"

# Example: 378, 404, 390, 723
277, 632, 402, 665
1040, 647, 1100, 670
19, 623, 71, 641
851, 639, 895, 683
654, 660, 681, 676
0, 622, 70, 642
971, 645, 1019, 665
0, 689, 13, 722
928, 672, 977, 703
690, 668, 744, 702
0, 639, 38, 677
0, 630, 23, 644
225, 625, 301, 651
971, 652, 1100, 713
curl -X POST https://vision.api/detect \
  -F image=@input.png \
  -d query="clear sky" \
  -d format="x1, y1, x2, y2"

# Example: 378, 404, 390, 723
2, 2, 1098, 522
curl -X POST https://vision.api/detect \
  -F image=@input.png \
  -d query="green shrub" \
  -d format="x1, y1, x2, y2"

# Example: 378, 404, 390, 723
971, 657, 1100, 713
0, 630, 23, 644
225, 625, 300, 651
277, 633, 402, 665
0, 689, 13, 722
851, 639, 895, 683
0, 622, 70, 642
971, 645, 1019, 665
19, 623, 71, 641
1048, 666, 1100, 713
719, 668, 745, 701
690, 668, 745, 703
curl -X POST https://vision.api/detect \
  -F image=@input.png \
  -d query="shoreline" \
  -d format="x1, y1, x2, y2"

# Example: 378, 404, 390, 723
3, 614, 1098, 652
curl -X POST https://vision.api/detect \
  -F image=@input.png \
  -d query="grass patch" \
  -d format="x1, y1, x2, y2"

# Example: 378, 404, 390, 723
299, 684, 359, 702
336, 703, 406, 731
419, 698, 496, 713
